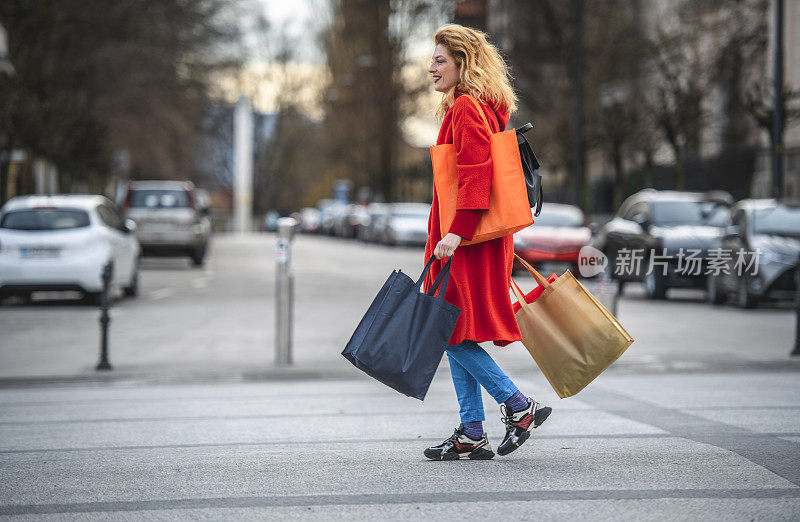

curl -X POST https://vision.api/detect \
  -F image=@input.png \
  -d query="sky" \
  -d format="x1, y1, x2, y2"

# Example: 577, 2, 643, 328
257, 0, 326, 64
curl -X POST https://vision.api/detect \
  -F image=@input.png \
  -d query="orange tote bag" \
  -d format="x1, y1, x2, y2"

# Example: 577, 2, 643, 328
431, 95, 533, 246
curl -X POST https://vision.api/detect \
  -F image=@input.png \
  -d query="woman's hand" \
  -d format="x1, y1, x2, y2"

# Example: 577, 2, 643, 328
434, 233, 462, 259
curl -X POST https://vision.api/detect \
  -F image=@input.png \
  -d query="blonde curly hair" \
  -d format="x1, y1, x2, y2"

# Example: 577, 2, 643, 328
433, 24, 517, 120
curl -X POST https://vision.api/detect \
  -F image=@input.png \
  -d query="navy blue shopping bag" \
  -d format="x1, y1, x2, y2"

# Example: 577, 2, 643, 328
342, 256, 461, 400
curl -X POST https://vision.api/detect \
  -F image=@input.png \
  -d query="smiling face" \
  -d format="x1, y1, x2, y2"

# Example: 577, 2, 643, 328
429, 44, 460, 93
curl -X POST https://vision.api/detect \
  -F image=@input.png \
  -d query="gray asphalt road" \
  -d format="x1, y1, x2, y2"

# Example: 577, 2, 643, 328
1, 233, 799, 519
0, 233, 797, 379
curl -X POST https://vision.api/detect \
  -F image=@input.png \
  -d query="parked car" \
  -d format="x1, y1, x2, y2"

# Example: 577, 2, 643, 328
0, 194, 141, 303
707, 199, 800, 308
592, 189, 732, 299
121, 180, 211, 266
383, 203, 430, 247
319, 200, 346, 236
329, 203, 354, 238
513, 203, 591, 275
298, 207, 321, 233
358, 203, 390, 243
193, 188, 213, 235
337, 204, 369, 238
194, 188, 211, 214
264, 209, 280, 232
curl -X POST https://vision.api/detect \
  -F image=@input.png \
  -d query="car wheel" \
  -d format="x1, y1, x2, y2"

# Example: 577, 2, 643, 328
737, 278, 756, 309
124, 264, 139, 297
191, 246, 206, 267
601, 251, 625, 296
706, 274, 725, 305
644, 269, 667, 300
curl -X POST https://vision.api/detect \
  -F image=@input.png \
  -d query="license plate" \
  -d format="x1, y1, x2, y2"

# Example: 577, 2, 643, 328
21, 247, 60, 258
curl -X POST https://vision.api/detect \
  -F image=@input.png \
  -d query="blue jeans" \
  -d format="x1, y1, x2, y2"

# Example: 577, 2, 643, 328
446, 340, 519, 423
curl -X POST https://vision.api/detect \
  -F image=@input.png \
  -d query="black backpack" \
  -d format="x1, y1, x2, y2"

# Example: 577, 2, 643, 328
516, 123, 543, 217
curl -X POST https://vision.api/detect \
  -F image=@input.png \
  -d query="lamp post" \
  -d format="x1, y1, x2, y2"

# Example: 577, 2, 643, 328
772, 0, 785, 201
572, 0, 585, 211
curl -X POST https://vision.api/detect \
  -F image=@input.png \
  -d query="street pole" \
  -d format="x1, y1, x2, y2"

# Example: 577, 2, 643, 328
793, 261, 800, 356
275, 217, 297, 365
233, 95, 253, 233
572, 0, 585, 211
96, 262, 113, 371
772, 0, 784, 201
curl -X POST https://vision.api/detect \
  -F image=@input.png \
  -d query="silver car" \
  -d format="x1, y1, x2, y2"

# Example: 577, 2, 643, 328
383, 203, 431, 247
121, 180, 211, 266
358, 202, 390, 242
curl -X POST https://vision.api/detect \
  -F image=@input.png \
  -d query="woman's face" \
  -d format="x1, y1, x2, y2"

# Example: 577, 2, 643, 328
429, 44, 460, 93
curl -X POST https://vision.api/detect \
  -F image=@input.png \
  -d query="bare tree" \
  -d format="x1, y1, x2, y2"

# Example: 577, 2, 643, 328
643, 20, 707, 191
0, 0, 241, 198
321, 0, 448, 203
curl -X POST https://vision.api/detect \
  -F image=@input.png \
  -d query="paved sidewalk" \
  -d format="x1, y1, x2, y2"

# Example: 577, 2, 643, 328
1, 370, 799, 520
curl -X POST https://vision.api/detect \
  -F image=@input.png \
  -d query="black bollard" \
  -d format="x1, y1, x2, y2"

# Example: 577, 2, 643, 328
96, 262, 113, 370
793, 262, 800, 356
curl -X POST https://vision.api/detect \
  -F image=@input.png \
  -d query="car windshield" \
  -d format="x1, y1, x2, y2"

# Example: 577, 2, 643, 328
0, 209, 91, 230
652, 201, 729, 227
129, 189, 190, 208
753, 206, 800, 237
531, 210, 584, 227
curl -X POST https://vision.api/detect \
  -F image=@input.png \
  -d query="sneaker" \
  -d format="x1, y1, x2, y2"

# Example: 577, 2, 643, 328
424, 424, 495, 460
497, 398, 552, 456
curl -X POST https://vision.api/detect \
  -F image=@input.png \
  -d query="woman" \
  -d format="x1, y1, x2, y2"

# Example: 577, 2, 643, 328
423, 24, 551, 461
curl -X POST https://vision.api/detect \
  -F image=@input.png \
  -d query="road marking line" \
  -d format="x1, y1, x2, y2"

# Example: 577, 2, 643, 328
149, 288, 175, 301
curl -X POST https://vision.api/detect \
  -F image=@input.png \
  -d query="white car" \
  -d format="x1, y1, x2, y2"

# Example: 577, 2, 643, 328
0, 194, 141, 303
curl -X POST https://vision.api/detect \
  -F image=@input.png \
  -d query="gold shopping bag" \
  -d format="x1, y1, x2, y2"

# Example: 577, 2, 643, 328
510, 254, 634, 398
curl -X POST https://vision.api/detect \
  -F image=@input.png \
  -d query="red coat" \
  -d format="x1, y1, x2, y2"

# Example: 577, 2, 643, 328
423, 94, 522, 347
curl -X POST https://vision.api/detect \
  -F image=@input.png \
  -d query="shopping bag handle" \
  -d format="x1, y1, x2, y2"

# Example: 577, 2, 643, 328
416, 255, 437, 289
509, 276, 527, 306
426, 257, 453, 298
417, 255, 452, 294
513, 253, 550, 288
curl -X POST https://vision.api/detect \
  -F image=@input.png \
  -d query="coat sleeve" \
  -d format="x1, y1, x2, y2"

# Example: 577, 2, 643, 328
448, 209, 483, 240
452, 96, 493, 211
